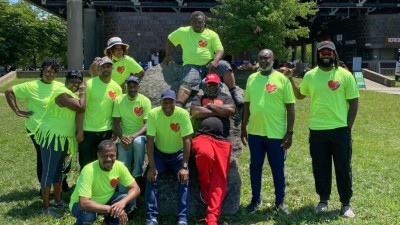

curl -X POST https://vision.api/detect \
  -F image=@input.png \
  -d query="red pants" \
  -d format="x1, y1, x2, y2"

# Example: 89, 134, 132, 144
192, 135, 231, 225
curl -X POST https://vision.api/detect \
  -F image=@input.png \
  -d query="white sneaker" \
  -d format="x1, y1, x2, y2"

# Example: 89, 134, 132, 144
341, 205, 355, 218
315, 202, 328, 213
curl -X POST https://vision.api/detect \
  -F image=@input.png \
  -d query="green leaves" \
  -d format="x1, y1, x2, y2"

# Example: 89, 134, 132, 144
210, 0, 317, 59
0, 1, 67, 69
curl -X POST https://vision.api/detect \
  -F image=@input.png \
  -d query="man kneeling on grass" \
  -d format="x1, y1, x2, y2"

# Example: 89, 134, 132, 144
69, 140, 140, 225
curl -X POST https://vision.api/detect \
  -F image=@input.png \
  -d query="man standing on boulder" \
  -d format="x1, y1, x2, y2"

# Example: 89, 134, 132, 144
191, 74, 236, 225
285, 40, 359, 218
145, 90, 193, 225
162, 11, 243, 110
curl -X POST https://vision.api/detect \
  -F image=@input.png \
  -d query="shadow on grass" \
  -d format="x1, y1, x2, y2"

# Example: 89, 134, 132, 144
220, 205, 341, 225
0, 188, 39, 202
0, 187, 75, 220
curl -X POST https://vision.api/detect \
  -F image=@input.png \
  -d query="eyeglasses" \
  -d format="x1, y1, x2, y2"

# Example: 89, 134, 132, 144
319, 51, 334, 57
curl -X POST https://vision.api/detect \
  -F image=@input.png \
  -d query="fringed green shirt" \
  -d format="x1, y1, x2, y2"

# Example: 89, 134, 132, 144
35, 86, 79, 154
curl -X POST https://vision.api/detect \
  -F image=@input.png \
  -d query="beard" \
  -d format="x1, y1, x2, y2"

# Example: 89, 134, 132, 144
317, 57, 334, 68
259, 64, 273, 72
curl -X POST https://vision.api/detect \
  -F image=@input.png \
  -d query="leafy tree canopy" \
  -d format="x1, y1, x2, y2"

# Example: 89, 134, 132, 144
210, 0, 317, 59
0, 0, 67, 69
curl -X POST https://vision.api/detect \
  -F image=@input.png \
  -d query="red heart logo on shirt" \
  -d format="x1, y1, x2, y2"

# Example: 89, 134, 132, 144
201, 98, 224, 106
328, 80, 341, 91
117, 66, 125, 74
134, 107, 143, 116
108, 91, 117, 100
265, 84, 277, 93
110, 178, 119, 188
198, 40, 208, 47
170, 123, 180, 132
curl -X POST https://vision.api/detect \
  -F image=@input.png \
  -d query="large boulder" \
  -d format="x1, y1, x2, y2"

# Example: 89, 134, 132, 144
139, 64, 243, 216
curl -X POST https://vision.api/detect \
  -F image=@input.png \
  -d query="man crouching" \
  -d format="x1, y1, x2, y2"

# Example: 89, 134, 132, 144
70, 140, 140, 225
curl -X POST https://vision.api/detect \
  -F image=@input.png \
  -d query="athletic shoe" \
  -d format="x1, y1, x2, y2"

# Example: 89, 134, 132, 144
62, 179, 70, 192
177, 220, 187, 225
234, 104, 243, 127
276, 202, 290, 215
340, 205, 355, 218
146, 218, 158, 225
199, 192, 207, 205
230, 90, 244, 106
53, 200, 69, 209
315, 202, 328, 213
42, 207, 61, 218
246, 199, 262, 213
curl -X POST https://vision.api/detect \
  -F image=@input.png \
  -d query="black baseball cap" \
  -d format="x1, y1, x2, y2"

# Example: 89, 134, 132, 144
317, 40, 336, 51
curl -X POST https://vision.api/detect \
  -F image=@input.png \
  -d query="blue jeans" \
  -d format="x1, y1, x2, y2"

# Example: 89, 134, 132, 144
145, 148, 189, 222
117, 135, 146, 195
248, 134, 287, 206
117, 135, 146, 177
71, 192, 136, 225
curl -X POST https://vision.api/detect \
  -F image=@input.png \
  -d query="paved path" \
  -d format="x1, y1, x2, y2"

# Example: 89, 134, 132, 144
363, 78, 400, 95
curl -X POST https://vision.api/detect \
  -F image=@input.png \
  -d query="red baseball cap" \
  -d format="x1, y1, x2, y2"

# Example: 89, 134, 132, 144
205, 73, 220, 84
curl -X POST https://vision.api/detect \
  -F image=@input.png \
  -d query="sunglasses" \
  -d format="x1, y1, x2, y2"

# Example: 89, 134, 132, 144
319, 51, 334, 57
206, 83, 219, 88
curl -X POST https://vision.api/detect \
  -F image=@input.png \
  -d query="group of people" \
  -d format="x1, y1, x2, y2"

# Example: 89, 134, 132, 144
5, 9, 359, 225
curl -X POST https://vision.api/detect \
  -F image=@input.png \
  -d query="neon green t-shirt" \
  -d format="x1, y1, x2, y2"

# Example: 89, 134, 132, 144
112, 93, 152, 135
244, 71, 296, 138
300, 67, 360, 130
111, 55, 143, 85
69, 160, 135, 210
12, 80, 63, 132
147, 106, 193, 153
168, 26, 223, 66
35, 86, 79, 154
84, 76, 122, 131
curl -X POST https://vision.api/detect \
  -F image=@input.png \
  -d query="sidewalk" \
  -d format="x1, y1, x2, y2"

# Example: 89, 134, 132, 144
363, 78, 400, 95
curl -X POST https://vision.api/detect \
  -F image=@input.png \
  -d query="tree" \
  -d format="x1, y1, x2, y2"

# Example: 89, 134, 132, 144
210, 0, 317, 59
0, 0, 66, 69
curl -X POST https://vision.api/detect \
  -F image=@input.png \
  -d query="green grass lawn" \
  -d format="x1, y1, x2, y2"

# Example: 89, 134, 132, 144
1, 77, 400, 224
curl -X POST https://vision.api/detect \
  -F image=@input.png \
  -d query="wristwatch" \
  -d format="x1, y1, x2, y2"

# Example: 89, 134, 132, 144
182, 162, 188, 169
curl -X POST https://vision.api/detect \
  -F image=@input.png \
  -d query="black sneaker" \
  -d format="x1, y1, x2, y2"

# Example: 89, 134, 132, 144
53, 200, 69, 209
246, 199, 262, 213
199, 192, 207, 205
42, 207, 61, 218
62, 179, 70, 192
230, 89, 244, 106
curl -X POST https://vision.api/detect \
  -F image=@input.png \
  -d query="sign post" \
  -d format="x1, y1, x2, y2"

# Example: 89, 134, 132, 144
354, 72, 366, 89
352, 57, 365, 89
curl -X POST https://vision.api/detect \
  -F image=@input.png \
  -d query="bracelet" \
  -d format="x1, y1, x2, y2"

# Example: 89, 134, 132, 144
79, 91, 86, 94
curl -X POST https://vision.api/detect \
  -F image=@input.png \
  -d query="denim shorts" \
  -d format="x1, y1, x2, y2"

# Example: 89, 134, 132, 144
181, 60, 231, 91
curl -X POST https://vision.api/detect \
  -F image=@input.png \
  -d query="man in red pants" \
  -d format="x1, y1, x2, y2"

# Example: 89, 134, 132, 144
190, 74, 236, 225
